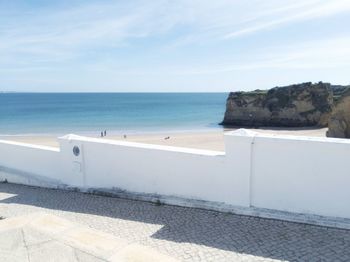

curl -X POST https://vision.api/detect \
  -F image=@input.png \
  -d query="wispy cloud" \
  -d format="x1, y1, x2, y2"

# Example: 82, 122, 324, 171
139, 36, 350, 75
1, 0, 350, 91
0, 1, 184, 64
2, 0, 348, 61
224, 0, 350, 39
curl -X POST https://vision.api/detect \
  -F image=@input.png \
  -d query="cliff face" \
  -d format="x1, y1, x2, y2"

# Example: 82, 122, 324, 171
327, 89, 350, 138
222, 82, 334, 127
332, 85, 350, 102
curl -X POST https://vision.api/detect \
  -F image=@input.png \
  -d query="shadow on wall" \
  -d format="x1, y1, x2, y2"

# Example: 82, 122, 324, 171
0, 183, 349, 261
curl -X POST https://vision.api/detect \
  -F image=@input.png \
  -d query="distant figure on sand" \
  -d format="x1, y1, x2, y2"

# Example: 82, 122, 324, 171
123, 135, 127, 139
101, 132, 103, 137
104, 130, 106, 136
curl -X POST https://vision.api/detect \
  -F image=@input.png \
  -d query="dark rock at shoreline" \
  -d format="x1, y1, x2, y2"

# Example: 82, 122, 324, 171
222, 82, 334, 127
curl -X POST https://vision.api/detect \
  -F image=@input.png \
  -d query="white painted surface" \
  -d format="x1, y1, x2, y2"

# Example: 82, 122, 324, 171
250, 134, 350, 218
0, 140, 62, 185
59, 135, 248, 207
0, 130, 350, 225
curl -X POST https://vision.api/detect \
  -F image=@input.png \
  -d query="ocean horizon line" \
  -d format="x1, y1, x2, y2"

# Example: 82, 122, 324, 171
0, 91, 229, 94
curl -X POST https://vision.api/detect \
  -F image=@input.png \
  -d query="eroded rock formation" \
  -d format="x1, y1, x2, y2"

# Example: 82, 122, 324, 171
327, 90, 350, 138
222, 82, 334, 127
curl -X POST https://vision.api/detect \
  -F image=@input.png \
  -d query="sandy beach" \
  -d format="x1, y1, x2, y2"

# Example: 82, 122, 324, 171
0, 127, 328, 151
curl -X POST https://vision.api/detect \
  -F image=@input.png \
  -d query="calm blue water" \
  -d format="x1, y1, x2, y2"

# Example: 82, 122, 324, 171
0, 93, 227, 135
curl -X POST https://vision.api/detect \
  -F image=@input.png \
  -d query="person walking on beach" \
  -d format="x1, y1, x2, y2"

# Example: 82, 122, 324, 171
104, 130, 107, 136
101, 131, 103, 137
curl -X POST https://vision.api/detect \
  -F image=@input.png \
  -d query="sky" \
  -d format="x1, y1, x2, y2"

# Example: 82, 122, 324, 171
1, 0, 350, 92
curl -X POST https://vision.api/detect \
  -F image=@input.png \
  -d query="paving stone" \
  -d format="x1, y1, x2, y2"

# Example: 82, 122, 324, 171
0, 228, 29, 262
0, 183, 350, 261
0, 212, 177, 262
27, 239, 107, 262
22, 225, 53, 246
109, 243, 179, 262
61, 227, 129, 259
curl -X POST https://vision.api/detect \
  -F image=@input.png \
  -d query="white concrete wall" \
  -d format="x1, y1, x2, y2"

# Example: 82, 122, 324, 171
0, 130, 350, 225
58, 135, 249, 207
250, 134, 350, 219
0, 140, 62, 185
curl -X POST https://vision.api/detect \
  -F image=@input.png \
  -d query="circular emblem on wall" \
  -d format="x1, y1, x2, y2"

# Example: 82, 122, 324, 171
73, 146, 80, 156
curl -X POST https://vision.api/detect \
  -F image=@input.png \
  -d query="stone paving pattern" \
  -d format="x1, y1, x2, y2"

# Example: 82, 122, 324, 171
0, 213, 178, 261
0, 183, 350, 261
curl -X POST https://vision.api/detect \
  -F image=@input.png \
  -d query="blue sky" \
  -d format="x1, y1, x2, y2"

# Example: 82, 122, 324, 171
1, 0, 350, 92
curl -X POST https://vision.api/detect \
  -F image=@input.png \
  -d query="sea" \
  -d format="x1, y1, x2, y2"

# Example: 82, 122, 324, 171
0, 93, 228, 136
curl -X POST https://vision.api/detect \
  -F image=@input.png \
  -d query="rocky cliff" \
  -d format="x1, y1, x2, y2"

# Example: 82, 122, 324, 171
327, 89, 350, 138
222, 82, 334, 127
331, 85, 350, 102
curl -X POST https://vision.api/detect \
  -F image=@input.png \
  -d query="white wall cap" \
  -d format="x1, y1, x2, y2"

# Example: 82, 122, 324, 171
0, 139, 59, 152
58, 134, 82, 141
255, 133, 350, 144
58, 134, 224, 156
224, 128, 259, 137
225, 129, 350, 144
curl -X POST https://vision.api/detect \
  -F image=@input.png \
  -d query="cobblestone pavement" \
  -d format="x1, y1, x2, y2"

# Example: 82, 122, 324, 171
0, 183, 350, 262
